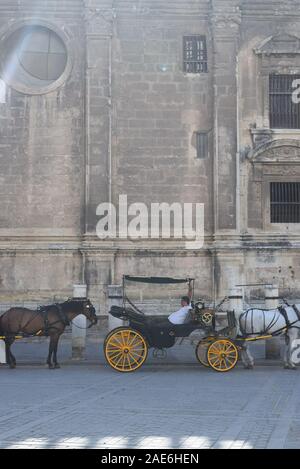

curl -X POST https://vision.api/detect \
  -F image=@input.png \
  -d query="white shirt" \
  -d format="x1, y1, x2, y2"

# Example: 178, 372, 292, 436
168, 305, 192, 325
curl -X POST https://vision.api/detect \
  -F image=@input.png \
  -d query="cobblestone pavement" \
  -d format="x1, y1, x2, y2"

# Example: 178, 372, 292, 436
1, 363, 300, 449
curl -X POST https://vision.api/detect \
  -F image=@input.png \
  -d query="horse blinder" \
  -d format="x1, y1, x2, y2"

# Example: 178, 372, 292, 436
85, 302, 98, 326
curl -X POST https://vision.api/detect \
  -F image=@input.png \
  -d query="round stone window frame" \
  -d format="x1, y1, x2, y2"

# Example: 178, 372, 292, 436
0, 20, 74, 95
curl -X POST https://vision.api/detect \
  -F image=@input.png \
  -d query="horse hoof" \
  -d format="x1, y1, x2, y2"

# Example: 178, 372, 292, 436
48, 364, 55, 370
54, 364, 61, 369
284, 364, 296, 370
9, 364, 16, 369
244, 364, 254, 370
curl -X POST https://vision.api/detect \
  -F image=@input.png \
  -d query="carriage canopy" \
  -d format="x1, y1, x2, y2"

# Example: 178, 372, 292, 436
123, 275, 194, 284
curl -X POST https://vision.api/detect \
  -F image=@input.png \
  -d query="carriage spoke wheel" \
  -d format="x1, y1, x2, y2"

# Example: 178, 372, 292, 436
195, 338, 214, 367
104, 328, 148, 372
207, 339, 238, 372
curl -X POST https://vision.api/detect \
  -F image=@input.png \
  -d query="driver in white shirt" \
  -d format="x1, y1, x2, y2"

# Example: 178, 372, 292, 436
168, 295, 192, 325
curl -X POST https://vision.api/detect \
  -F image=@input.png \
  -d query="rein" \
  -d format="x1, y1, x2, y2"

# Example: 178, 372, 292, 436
70, 320, 94, 330
124, 296, 145, 316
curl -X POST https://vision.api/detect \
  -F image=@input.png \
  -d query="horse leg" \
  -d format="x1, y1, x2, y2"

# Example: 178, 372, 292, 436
52, 334, 61, 369
245, 343, 254, 368
284, 329, 298, 369
5, 338, 16, 369
5, 339, 12, 368
241, 343, 254, 369
240, 345, 249, 368
9, 343, 16, 366
283, 334, 289, 368
47, 336, 55, 369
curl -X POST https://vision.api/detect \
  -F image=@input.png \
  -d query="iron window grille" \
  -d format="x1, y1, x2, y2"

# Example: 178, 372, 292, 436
270, 182, 300, 223
196, 132, 208, 158
183, 36, 207, 73
269, 74, 300, 129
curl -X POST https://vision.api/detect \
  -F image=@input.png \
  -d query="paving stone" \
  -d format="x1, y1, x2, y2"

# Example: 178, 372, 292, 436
1, 365, 300, 448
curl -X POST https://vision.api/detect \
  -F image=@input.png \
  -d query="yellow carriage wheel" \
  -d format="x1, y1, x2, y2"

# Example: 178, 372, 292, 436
207, 339, 238, 372
104, 328, 148, 372
195, 338, 214, 367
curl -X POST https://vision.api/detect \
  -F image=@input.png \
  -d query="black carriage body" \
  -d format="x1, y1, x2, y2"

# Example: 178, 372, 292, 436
130, 318, 177, 349
134, 321, 209, 349
109, 305, 212, 349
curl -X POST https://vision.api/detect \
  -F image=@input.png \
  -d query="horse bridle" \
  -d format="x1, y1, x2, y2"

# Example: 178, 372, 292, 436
41, 299, 97, 332
81, 300, 98, 327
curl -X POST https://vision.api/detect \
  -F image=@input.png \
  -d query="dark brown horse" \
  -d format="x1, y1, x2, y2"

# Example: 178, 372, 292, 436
0, 298, 97, 369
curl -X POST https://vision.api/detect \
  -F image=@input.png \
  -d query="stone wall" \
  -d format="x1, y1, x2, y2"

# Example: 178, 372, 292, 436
0, 0, 85, 302
1, 0, 300, 314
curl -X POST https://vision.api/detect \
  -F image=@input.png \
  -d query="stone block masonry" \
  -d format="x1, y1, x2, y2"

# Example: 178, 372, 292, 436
1, 1, 300, 314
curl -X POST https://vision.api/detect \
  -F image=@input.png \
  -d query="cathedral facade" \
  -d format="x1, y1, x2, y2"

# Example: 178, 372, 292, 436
1, 0, 300, 313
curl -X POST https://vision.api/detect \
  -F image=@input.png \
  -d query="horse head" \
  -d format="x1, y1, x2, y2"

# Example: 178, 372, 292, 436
82, 299, 98, 327
66, 298, 98, 327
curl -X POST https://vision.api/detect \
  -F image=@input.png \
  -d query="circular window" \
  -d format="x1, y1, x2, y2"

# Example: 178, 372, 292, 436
1, 25, 69, 94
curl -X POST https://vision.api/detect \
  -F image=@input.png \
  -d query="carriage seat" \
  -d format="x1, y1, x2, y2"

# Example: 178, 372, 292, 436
184, 309, 194, 324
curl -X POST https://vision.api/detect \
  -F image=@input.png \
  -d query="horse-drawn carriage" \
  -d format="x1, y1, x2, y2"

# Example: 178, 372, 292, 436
104, 275, 240, 372
104, 275, 300, 372
1, 275, 299, 371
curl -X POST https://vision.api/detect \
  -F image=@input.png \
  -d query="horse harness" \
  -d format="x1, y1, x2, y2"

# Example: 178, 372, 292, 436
239, 304, 300, 337
277, 305, 300, 333
15, 303, 71, 337
37, 303, 70, 335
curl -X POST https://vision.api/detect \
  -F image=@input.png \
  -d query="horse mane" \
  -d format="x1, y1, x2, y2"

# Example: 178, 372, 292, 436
61, 298, 87, 311
65, 297, 87, 302
65, 298, 87, 303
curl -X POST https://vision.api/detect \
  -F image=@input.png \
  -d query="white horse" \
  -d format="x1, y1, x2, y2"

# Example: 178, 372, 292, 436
236, 304, 300, 370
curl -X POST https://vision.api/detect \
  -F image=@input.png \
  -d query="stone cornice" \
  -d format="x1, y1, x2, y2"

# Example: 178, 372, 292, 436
241, 0, 300, 17
109, 0, 210, 14
1, 234, 300, 254
0, 0, 83, 16
84, 0, 210, 19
